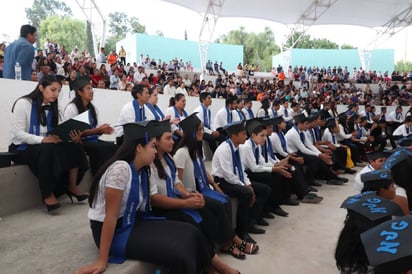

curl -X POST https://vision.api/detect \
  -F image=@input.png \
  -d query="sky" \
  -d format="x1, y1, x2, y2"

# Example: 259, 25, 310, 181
2, 0, 411, 62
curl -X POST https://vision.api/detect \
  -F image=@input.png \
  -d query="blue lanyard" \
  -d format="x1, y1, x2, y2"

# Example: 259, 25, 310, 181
226, 107, 232, 124
277, 132, 288, 153
226, 139, 244, 183
132, 100, 145, 122
201, 104, 210, 129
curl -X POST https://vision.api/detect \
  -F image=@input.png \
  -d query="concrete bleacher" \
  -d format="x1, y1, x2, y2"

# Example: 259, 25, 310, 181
0, 78, 401, 273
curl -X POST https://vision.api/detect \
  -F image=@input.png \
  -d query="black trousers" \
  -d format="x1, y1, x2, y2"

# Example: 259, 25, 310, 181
83, 141, 118, 175
296, 153, 320, 186
332, 147, 347, 170
91, 218, 212, 274
203, 132, 218, 153
216, 178, 271, 235
9, 143, 88, 199
289, 163, 311, 199
341, 140, 361, 163
246, 171, 290, 206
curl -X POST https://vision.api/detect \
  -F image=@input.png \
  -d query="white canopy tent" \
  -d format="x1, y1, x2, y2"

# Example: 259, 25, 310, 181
161, 0, 412, 74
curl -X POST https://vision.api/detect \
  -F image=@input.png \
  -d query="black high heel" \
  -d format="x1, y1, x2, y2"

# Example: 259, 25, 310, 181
66, 191, 89, 203
42, 201, 61, 213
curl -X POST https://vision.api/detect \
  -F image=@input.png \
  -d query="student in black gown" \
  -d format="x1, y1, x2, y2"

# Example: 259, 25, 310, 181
9, 75, 88, 213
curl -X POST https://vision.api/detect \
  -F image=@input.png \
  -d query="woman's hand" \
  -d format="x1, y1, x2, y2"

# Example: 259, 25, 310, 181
42, 135, 61, 144
98, 124, 114, 135
73, 260, 107, 274
69, 130, 82, 143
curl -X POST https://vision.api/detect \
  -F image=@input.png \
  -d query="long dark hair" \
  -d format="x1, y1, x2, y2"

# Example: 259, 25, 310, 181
71, 86, 98, 126
153, 132, 175, 180
335, 210, 391, 273
88, 138, 148, 207
175, 120, 203, 161
12, 75, 60, 128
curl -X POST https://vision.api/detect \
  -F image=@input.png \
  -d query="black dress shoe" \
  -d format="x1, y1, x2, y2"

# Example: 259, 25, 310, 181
311, 181, 322, 187
248, 225, 266, 234
241, 233, 256, 244
309, 186, 318, 192
263, 211, 275, 219
256, 218, 269, 226
337, 177, 349, 183
326, 179, 343, 185
271, 206, 289, 217
280, 199, 300, 206
345, 168, 357, 174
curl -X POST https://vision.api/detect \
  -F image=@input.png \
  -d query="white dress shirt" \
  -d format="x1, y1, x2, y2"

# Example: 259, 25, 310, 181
393, 124, 411, 137
165, 106, 188, 133
193, 104, 213, 134
149, 158, 182, 196
213, 107, 237, 130
242, 107, 254, 120
163, 84, 177, 97
116, 101, 155, 137
211, 140, 251, 186
269, 131, 290, 158
10, 98, 54, 145
239, 138, 273, 173
285, 126, 321, 156
336, 124, 352, 142
387, 110, 404, 123
279, 106, 293, 122
322, 128, 340, 147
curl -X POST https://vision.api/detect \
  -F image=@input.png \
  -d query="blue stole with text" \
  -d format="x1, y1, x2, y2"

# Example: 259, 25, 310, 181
226, 139, 245, 183
145, 103, 164, 121
132, 100, 146, 122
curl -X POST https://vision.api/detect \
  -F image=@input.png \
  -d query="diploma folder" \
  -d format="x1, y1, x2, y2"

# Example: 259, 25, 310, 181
48, 111, 90, 142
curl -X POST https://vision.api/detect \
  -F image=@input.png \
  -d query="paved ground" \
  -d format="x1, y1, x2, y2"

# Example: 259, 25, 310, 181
0, 165, 359, 274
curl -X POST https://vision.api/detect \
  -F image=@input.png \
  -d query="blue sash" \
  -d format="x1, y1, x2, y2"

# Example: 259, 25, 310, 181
265, 137, 275, 161
277, 132, 288, 153
18, 100, 52, 150
132, 100, 146, 122
226, 139, 245, 183
173, 106, 188, 140
272, 109, 278, 117
356, 124, 362, 139
246, 107, 254, 119
314, 126, 321, 141
236, 109, 246, 121
145, 103, 164, 121
295, 126, 305, 143
82, 110, 98, 143
192, 156, 228, 203
163, 154, 202, 223
201, 104, 211, 129
226, 107, 232, 124
109, 163, 142, 264
309, 128, 316, 145
250, 138, 260, 165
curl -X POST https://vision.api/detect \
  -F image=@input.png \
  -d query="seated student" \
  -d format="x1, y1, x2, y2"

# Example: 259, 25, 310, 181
115, 84, 155, 145
75, 121, 226, 274
212, 121, 271, 242
165, 93, 189, 150
393, 116, 412, 147
353, 151, 388, 194
9, 75, 88, 213
256, 98, 270, 118
369, 118, 388, 151
349, 115, 372, 160
161, 116, 257, 259
322, 118, 352, 174
213, 95, 239, 138
193, 92, 221, 153
242, 98, 254, 120
335, 169, 403, 274
285, 114, 346, 186
337, 113, 362, 165
279, 99, 293, 130
63, 77, 117, 175
269, 100, 281, 118
234, 98, 246, 121
145, 86, 165, 121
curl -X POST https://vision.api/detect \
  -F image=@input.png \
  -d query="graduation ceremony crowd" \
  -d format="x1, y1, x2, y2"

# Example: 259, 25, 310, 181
4, 25, 412, 274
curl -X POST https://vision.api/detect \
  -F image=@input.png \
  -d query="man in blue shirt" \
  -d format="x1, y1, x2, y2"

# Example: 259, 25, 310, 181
3, 25, 37, 81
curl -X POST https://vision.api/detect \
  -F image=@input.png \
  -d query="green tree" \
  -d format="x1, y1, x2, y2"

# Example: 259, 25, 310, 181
25, 0, 72, 35
130, 17, 146, 34
216, 26, 280, 71
284, 32, 344, 49
39, 16, 86, 53
395, 60, 412, 72
341, 43, 355, 49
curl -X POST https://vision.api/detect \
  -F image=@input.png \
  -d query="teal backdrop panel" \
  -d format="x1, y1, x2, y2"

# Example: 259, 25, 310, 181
126, 33, 243, 71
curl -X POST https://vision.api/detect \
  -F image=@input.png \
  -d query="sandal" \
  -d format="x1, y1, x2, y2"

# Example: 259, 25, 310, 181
220, 243, 246, 260
239, 239, 259, 254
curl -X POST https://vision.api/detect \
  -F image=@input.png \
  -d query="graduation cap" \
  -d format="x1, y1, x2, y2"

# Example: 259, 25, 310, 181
294, 113, 307, 124
273, 116, 285, 125
72, 76, 91, 91
361, 169, 394, 190
0, 152, 15, 168
123, 120, 155, 143
179, 113, 201, 137
325, 118, 337, 129
224, 121, 246, 136
340, 191, 403, 221
150, 119, 171, 138
360, 215, 412, 272
258, 117, 274, 128
246, 118, 263, 136
382, 148, 410, 169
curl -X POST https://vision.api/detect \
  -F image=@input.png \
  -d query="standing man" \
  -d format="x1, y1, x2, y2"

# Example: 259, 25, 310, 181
118, 46, 126, 65
3, 24, 36, 80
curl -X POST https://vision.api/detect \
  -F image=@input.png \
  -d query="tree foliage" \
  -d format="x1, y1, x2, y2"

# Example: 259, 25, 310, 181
39, 16, 86, 52
284, 31, 342, 49
216, 26, 280, 71
108, 12, 146, 38
25, 0, 72, 32
395, 60, 412, 72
